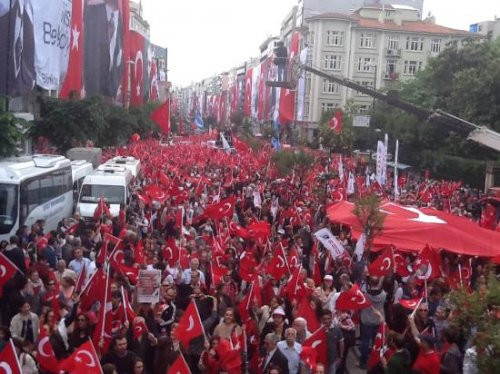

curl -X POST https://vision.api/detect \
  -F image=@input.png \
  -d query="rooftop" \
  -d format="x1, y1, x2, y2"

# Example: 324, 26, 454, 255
308, 12, 474, 36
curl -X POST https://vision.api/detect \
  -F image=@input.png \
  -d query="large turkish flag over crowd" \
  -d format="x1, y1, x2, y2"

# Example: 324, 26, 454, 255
327, 201, 500, 256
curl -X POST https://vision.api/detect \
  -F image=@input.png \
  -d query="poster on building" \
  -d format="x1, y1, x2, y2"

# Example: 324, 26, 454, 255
32, 0, 72, 90
137, 269, 161, 303
353, 114, 371, 128
0, 0, 36, 96
83, 0, 126, 99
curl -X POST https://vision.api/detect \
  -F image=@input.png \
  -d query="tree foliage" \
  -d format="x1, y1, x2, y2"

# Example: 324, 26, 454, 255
353, 195, 385, 244
0, 97, 30, 157
31, 96, 160, 152
271, 148, 315, 178
318, 108, 355, 154
371, 38, 500, 187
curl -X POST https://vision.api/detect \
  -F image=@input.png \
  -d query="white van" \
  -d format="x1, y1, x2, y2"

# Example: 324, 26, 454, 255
0, 154, 73, 241
104, 156, 141, 178
76, 165, 132, 221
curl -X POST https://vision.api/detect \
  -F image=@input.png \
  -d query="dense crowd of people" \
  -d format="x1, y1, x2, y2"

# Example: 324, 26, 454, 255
0, 134, 498, 374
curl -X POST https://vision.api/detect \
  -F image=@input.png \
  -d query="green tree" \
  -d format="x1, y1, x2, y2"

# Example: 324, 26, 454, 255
318, 108, 354, 154
0, 98, 30, 157
271, 148, 315, 179
353, 195, 385, 245
371, 38, 500, 187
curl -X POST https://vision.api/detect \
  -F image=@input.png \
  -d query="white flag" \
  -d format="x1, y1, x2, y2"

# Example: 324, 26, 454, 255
338, 156, 344, 182
376, 141, 387, 185
253, 190, 262, 209
314, 228, 345, 259
347, 172, 355, 195
354, 233, 367, 261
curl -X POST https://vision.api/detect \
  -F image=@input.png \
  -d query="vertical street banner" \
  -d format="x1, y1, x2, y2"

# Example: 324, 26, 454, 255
376, 140, 387, 185
60, 0, 84, 98
279, 31, 300, 125
296, 47, 308, 121
129, 30, 150, 106
0, 0, 36, 96
32, 0, 72, 90
83, 0, 125, 99
251, 64, 260, 119
120, 0, 130, 105
243, 67, 253, 117
149, 59, 159, 101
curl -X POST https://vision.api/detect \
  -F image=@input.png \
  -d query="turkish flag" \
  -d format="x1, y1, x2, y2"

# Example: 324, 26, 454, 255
175, 299, 204, 348
414, 245, 441, 280
300, 346, 318, 370
121, 286, 136, 323
0, 339, 22, 374
79, 268, 107, 311
239, 251, 257, 282
133, 319, 149, 340
327, 201, 500, 257
328, 110, 343, 133
167, 354, 191, 374
335, 283, 372, 311
228, 221, 249, 239
129, 31, 147, 106
151, 101, 171, 134
163, 239, 180, 267
278, 32, 300, 125
399, 298, 422, 310
0, 252, 19, 296
480, 203, 497, 230
288, 247, 301, 270
238, 275, 261, 321
283, 266, 306, 301
302, 327, 327, 366
93, 197, 110, 221
37, 329, 59, 372
58, 340, 102, 374
96, 233, 121, 266
216, 338, 242, 374
246, 220, 271, 240
202, 196, 236, 221
394, 251, 411, 277
368, 247, 394, 277
232, 135, 250, 153
265, 246, 288, 280
243, 68, 253, 117
60, 0, 84, 98
296, 298, 320, 332
367, 323, 387, 370
74, 262, 87, 294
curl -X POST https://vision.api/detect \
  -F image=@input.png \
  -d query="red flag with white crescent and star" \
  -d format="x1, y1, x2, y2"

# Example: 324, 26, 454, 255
0, 252, 20, 296
328, 110, 343, 133
243, 68, 253, 117
202, 196, 236, 221
368, 247, 394, 277
167, 354, 191, 374
0, 339, 22, 374
302, 327, 327, 366
58, 340, 103, 374
129, 31, 146, 106
150, 101, 171, 134
175, 299, 205, 349
37, 328, 59, 372
60, 0, 84, 98
335, 283, 372, 311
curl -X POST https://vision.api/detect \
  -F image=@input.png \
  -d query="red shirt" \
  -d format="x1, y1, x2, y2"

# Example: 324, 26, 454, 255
413, 349, 441, 374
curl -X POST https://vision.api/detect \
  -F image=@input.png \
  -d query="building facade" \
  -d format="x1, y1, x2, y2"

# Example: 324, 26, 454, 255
302, 5, 475, 137
470, 18, 500, 40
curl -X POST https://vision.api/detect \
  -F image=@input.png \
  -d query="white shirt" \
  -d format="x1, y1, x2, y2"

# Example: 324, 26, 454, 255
181, 268, 205, 284
68, 257, 91, 275
277, 340, 302, 374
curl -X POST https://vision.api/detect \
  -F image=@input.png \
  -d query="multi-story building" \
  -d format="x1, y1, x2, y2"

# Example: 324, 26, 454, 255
301, 4, 476, 138
151, 44, 169, 101
470, 18, 500, 40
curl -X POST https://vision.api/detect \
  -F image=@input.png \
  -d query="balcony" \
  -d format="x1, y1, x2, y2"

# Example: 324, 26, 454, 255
385, 48, 401, 57
383, 72, 400, 80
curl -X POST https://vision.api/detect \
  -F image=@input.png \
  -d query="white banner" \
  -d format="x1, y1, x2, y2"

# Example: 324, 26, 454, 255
354, 233, 367, 261
251, 64, 260, 119
314, 228, 345, 259
33, 0, 72, 90
376, 141, 387, 185
296, 47, 308, 121
347, 172, 355, 195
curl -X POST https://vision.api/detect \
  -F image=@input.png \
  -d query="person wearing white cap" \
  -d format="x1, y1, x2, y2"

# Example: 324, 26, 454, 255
316, 274, 336, 309
260, 306, 289, 348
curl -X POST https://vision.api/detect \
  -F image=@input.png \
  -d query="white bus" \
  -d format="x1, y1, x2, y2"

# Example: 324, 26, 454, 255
0, 155, 74, 242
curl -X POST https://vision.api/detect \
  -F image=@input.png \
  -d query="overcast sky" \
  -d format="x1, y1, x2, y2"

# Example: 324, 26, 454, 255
141, 0, 500, 87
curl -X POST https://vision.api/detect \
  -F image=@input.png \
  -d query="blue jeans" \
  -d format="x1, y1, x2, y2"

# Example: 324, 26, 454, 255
359, 323, 379, 366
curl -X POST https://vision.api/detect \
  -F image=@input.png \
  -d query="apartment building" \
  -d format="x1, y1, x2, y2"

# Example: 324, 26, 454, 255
302, 4, 475, 137
470, 18, 500, 40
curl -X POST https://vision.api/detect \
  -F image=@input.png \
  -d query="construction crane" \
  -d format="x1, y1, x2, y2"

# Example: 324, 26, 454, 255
267, 62, 500, 152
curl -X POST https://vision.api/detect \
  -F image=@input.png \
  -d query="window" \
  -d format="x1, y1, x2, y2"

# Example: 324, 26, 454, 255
430, 39, 442, 53
355, 81, 374, 96
387, 35, 399, 50
323, 79, 340, 94
356, 57, 375, 72
323, 54, 342, 70
355, 104, 370, 114
80, 184, 126, 205
0, 184, 18, 235
360, 33, 375, 48
326, 30, 344, 46
406, 36, 424, 51
386, 59, 397, 74
403, 60, 423, 75
321, 102, 337, 113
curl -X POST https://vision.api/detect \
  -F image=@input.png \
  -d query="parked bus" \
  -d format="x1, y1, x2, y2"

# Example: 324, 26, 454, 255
0, 155, 74, 242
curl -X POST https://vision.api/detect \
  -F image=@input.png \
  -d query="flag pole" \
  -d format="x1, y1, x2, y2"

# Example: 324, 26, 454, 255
458, 263, 463, 288
394, 139, 399, 200
101, 263, 110, 340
